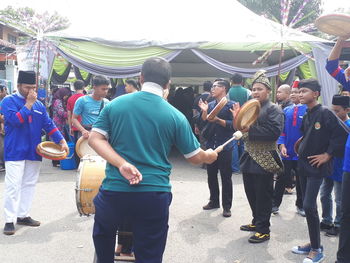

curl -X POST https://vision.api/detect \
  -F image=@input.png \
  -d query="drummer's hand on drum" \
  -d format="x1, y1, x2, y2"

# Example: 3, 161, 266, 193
59, 139, 69, 153
119, 162, 143, 185
204, 148, 218, 164
82, 129, 90, 139
198, 98, 208, 112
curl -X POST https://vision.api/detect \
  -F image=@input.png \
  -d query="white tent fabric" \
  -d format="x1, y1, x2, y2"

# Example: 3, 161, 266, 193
50, 0, 327, 47
312, 43, 340, 106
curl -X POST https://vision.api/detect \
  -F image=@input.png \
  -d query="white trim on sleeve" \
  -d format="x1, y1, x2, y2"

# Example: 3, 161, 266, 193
92, 128, 109, 139
184, 148, 201, 159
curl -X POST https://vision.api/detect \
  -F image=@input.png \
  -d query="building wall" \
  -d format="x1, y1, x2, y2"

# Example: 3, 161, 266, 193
1, 25, 20, 44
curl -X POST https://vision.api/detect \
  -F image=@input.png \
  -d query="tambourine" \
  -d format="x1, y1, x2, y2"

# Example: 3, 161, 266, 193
76, 137, 98, 158
234, 99, 260, 131
36, 141, 67, 160
207, 97, 228, 121
315, 14, 350, 38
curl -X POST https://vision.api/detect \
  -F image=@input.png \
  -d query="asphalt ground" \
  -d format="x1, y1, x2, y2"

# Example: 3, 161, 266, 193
0, 150, 339, 263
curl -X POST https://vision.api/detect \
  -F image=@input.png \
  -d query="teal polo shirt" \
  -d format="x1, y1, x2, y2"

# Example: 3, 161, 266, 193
92, 82, 200, 192
228, 85, 251, 106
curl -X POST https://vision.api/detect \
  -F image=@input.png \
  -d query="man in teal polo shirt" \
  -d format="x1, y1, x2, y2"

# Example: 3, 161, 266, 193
88, 57, 218, 263
228, 73, 251, 173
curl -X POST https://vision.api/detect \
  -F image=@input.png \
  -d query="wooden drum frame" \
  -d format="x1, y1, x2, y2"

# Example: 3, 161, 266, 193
75, 155, 106, 216
235, 99, 260, 131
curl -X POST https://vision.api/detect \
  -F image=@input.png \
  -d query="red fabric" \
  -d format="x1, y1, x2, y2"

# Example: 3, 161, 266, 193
292, 106, 298, 127
331, 67, 342, 77
67, 93, 84, 131
48, 127, 59, 136
281, 132, 286, 137
16, 112, 24, 123
292, 80, 299, 88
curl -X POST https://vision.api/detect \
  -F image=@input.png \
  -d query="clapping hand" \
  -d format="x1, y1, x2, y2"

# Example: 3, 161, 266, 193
198, 98, 208, 112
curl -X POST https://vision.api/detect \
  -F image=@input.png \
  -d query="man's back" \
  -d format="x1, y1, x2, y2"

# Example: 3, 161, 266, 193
94, 90, 199, 192
228, 85, 250, 106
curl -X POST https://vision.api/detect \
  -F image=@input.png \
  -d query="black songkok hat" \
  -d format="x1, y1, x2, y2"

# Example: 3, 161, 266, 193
17, 70, 36, 85
332, 95, 350, 107
298, 78, 321, 92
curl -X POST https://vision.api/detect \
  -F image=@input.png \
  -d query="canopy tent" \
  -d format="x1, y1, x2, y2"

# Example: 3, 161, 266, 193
37, 0, 340, 104
46, 0, 328, 80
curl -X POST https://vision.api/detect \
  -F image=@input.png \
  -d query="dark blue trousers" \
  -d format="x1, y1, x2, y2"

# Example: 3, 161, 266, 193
93, 189, 172, 263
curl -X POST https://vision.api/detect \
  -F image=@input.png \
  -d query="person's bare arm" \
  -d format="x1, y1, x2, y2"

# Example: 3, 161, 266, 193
187, 148, 218, 165
88, 131, 142, 184
72, 113, 89, 138
67, 110, 72, 131
328, 37, 348, 61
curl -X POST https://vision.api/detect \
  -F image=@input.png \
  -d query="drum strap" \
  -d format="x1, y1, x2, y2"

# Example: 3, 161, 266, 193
243, 133, 283, 174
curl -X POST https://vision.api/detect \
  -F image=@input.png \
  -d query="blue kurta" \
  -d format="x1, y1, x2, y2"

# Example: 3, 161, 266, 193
277, 104, 307, 160
325, 59, 350, 91
1, 93, 64, 161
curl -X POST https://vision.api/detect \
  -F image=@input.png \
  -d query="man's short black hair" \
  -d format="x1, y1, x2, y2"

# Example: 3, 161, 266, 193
125, 79, 140, 91
92, 75, 110, 87
0, 84, 5, 92
73, 80, 85, 90
203, 81, 212, 92
214, 78, 230, 93
298, 78, 321, 93
230, 73, 243, 84
141, 57, 171, 87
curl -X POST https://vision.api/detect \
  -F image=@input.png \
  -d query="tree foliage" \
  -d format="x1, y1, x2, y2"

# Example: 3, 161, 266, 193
238, 0, 322, 29
0, 6, 70, 36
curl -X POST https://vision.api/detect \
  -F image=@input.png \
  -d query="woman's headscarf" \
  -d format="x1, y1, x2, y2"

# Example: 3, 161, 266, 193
53, 87, 71, 101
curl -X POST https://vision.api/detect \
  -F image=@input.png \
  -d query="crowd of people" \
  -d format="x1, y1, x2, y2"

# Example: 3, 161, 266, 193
0, 36, 350, 263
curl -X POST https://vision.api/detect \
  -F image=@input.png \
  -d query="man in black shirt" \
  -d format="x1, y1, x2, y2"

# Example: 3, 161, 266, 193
292, 79, 348, 263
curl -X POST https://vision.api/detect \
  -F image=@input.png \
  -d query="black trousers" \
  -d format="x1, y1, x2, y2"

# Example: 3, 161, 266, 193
337, 172, 350, 263
206, 150, 233, 209
273, 160, 303, 209
299, 175, 323, 249
243, 172, 274, 234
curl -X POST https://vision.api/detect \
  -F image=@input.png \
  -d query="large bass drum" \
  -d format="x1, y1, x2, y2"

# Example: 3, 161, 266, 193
75, 155, 106, 216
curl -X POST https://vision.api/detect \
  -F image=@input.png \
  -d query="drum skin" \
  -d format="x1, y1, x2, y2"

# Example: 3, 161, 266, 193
75, 137, 98, 158
315, 14, 350, 37
235, 99, 260, 131
36, 141, 67, 160
207, 97, 228, 121
76, 156, 106, 216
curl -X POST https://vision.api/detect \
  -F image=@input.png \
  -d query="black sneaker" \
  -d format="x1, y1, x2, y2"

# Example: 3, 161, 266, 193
17, 217, 40, 227
3, 223, 15, 235
223, 209, 231, 217
240, 224, 256, 232
320, 222, 333, 231
326, 226, 339, 236
202, 202, 220, 210
271, 206, 279, 214
248, 232, 270, 243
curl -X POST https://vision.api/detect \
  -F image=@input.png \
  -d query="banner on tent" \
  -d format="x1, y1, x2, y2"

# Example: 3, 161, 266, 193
17, 41, 55, 80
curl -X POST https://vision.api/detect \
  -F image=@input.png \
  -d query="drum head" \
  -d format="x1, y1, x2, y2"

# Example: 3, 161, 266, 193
36, 142, 67, 160
235, 99, 260, 131
207, 97, 227, 120
76, 137, 98, 158
315, 14, 350, 37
